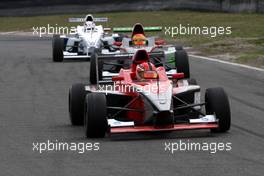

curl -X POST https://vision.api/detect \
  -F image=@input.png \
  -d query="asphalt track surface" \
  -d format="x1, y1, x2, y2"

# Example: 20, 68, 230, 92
0, 35, 263, 176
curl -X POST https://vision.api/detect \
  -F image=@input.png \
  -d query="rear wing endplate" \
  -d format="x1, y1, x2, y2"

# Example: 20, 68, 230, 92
113, 26, 162, 32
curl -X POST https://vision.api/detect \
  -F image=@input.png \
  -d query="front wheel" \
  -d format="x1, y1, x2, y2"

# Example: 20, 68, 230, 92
84, 93, 108, 138
52, 35, 64, 62
69, 83, 86, 125
205, 87, 231, 133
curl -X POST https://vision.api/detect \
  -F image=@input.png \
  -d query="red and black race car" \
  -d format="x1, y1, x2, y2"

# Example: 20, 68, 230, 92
69, 49, 231, 138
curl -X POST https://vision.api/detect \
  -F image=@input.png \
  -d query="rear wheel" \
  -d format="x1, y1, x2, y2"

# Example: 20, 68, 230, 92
84, 93, 108, 138
52, 35, 64, 62
174, 50, 190, 78
90, 49, 103, 84
205, 87, 231, 133
69, 83, 86, 125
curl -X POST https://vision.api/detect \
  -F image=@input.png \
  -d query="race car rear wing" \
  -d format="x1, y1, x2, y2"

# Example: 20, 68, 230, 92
68, 17, 108, 23
98, 51, 164, 60
113, 26, 162, 32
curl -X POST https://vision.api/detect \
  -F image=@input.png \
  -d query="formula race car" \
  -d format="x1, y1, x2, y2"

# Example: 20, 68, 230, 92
68, 49, 231, 138
52, 14, 111, 62
90, 23, 190, 84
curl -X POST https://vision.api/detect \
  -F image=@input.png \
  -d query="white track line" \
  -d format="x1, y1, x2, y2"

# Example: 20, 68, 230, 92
189, 54, 264, 72
0, 31, 18, 35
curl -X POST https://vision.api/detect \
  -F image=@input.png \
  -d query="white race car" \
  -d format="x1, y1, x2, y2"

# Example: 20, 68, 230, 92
52, 14, 111, 62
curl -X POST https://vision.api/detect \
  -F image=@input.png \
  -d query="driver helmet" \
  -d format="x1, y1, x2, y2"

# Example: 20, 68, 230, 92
85, 21, 95, 30
132, 34, 147, 46
136, 62, 156, 80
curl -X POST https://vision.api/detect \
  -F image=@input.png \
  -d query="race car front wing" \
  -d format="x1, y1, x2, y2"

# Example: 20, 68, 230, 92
108, 115, 219, 134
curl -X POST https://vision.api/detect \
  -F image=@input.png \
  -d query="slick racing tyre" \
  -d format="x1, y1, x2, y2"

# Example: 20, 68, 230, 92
174, 49, 190, 78
205, 87, 231, 133
90, 49, 103, 84
52, 34, 64, 62
84, 93, 108, 138
69, 83, 86, 125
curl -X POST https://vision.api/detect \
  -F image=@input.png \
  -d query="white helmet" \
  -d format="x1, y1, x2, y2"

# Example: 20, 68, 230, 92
85, 21, 95, 30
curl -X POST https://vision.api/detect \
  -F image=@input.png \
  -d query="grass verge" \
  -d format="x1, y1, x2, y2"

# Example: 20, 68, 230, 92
0, 11, 263, 68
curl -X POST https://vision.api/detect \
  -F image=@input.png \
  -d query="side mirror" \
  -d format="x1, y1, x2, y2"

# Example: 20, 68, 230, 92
172, 73, 184, 79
